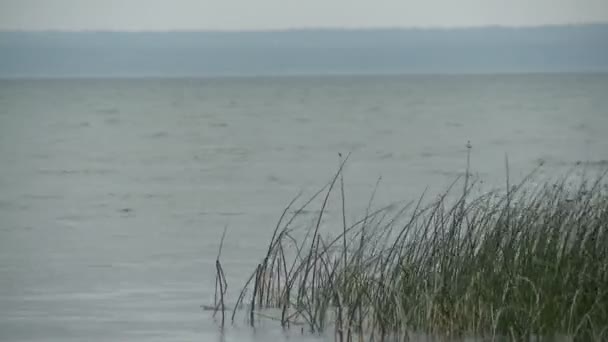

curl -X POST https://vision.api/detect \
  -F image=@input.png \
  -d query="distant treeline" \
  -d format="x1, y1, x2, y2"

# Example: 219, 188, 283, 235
1, 24, 607, 77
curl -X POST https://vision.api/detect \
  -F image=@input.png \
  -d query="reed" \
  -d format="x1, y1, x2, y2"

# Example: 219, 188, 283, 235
218, 159, 608, 341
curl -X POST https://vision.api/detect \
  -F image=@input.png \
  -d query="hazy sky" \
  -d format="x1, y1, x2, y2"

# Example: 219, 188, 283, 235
1, 0, 607, 31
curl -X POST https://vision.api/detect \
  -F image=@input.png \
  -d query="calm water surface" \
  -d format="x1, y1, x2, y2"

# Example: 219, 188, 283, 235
1, 74, 607, 341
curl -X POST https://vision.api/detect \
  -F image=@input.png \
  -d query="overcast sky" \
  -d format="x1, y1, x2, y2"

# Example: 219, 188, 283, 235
1, 0, 607, 31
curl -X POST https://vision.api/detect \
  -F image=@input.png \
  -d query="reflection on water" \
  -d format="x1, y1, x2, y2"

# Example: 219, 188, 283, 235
1, 74, 608, 341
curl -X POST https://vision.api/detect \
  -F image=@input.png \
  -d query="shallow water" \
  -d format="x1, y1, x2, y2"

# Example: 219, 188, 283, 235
1, 74, 607, 341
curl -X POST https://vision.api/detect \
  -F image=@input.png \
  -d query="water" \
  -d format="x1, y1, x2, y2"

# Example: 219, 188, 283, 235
1, 74, 607, 341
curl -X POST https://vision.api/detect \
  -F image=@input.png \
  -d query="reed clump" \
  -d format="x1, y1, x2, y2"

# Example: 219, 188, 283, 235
217, 160, 608, 341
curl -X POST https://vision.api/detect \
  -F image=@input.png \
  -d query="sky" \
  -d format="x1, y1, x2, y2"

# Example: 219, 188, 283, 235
1, 0, 607, 31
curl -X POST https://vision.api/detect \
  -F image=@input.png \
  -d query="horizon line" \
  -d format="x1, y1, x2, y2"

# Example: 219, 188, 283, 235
3, 70, 608, 81
1, 21, 607, 34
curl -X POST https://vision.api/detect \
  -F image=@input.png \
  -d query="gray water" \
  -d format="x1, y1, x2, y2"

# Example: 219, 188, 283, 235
1, 74, 607, 341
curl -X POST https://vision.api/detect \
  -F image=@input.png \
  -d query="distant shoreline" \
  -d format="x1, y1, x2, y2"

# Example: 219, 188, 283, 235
2, 25, 607, 78
2, 70, 608, 82
2, 22, 608, 33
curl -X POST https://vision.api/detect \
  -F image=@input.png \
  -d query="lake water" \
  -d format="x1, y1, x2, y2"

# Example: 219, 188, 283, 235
1, 74, 607, 341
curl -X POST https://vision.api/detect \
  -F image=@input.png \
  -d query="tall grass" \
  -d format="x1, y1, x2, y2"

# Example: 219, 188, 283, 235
216, 160, 608, 341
